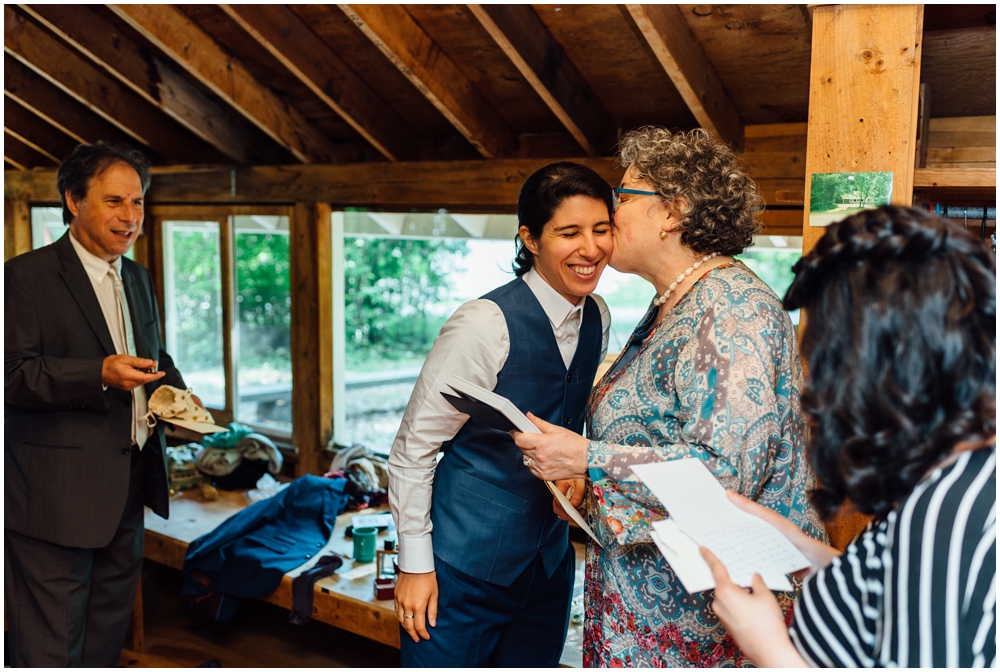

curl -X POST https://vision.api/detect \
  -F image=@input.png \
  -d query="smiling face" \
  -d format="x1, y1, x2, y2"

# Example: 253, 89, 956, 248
66, 161, 145, 263
520, 194, 613, 304
610, 166, 672, 276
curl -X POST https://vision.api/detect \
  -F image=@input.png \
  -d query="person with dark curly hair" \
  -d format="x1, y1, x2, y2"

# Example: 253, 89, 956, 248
513, 127, 826, 666
702, 205, 996, 668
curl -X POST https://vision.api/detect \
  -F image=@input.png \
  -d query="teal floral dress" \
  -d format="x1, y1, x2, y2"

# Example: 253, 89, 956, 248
582, 263, 826, 667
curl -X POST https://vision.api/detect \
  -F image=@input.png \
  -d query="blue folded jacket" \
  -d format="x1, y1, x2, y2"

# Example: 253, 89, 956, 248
181, 474, 349, 621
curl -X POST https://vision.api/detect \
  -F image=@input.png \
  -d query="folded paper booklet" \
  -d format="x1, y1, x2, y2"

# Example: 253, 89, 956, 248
443, 375, 602, 547
631, 459, 810, 593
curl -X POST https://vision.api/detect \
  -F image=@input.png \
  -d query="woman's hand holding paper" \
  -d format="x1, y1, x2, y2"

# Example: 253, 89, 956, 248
700, 548, 807, 668
725, 490, 838, 578
512, 412, 589, 481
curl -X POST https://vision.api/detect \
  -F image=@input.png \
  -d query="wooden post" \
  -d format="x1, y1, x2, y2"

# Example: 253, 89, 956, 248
802, 4, 924, 256
4, 196, 33, 260
290, 203, 333, 476
801, 5, 924, 549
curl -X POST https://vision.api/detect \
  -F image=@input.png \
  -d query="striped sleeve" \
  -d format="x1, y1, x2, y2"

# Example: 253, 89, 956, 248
789, 524, 881, 667
790, 446, 996, 668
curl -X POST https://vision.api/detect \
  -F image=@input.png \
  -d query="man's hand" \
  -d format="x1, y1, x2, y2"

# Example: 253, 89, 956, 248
700, 547, 808, 668
102, 355, 165, 391
553, 478, 586, 520
394, 571, 438, 643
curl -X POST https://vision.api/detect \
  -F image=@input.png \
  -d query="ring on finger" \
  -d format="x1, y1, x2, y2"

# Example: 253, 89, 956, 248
527, 457, 534, 470
404, 614, 414, 619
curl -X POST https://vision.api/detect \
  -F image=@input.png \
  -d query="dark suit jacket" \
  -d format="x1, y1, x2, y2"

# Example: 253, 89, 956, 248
181, 475, 349, 608
4, 232, 184, 548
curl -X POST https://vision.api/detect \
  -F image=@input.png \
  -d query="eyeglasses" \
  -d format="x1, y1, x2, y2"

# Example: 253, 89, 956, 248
613, 187, 657, 211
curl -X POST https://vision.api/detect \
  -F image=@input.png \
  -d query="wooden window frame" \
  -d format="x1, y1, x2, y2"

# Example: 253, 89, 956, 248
149, 204, 294, 439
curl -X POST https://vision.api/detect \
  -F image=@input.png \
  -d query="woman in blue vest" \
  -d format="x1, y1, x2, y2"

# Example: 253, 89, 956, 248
387, 162, 613, 667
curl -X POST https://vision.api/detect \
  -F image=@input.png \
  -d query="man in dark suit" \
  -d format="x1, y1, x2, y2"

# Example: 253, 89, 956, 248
5, 142, 191, 666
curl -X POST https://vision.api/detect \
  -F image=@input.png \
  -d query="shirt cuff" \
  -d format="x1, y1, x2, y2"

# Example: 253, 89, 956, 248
397, 534, 435, 574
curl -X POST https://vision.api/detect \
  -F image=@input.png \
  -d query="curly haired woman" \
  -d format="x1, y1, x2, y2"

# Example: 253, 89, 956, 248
513, 127, 826, 666
703, 206, 996, 668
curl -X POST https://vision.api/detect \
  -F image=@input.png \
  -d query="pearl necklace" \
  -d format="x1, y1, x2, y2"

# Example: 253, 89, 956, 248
653, 252, 719, 306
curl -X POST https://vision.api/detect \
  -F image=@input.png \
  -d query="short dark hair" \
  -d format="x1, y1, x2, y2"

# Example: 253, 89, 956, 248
513, 162, 613, 277
784, 205, 996, 521
56, 142, 152, 225
618, 126, 763, 257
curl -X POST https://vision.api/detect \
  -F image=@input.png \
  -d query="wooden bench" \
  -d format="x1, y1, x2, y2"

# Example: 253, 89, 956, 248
139, 488, 585, 667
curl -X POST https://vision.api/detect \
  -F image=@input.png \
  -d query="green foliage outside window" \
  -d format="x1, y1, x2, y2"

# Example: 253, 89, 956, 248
170, 230, 293, 373
234, 232, 292, 372
345, 237, 469, 370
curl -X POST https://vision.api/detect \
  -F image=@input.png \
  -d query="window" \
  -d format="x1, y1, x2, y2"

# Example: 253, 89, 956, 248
333, 210, 520, 453
331, 219, 805, 455
30, 206, 133, 259
156, 207, 293, 436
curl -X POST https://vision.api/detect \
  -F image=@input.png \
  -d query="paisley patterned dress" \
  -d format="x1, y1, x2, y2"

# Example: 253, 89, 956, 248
582, 262, 826, 668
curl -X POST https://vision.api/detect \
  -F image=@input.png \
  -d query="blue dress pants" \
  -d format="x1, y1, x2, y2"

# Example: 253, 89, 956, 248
401, 546, 575, 668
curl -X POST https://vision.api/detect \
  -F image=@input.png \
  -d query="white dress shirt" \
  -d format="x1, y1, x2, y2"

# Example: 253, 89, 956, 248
69, 232, 149, 449
388, 267, 610, 573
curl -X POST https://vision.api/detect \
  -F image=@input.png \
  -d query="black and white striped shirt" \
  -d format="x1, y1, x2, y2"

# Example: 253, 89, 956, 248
789, 445, 996, 667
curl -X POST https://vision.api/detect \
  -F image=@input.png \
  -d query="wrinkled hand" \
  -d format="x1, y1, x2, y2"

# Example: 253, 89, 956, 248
700, 548, 806, 667
394, 571, 438, 643
512, 413, 589, 481
102, 355, 165, 391
725, 490, 839, 578
552, 478, 586, 521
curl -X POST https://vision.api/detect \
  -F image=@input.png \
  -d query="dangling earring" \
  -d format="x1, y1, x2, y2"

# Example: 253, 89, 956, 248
659, 230, 667, 240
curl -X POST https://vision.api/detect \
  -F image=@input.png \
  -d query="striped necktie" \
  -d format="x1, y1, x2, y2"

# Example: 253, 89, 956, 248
109, 266, 149, 449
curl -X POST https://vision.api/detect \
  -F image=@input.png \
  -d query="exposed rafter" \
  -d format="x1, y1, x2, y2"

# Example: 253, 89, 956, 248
220, 4, 420, 163
625, 4, 743, 148
107, 3, 340, 164
339, 4, 517, 159
4, 6, 210, 163
4, 96, 78, 162
20, 4, 255, 164
468, 5, 616, 157
3, 54, 134, 148
4, 129, 57, 169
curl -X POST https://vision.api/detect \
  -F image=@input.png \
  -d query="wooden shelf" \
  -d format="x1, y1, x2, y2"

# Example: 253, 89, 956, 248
913, 168, 996, 202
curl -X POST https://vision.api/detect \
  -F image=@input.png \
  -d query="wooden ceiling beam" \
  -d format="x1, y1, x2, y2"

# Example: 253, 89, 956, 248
4, 6, 208, 163
4, 54, 135, 148
468, 5, 616, 157
4, 129, 58, 169
6, 160, 803, 211
220, 4, 420, 162
108, 4, 340, 164
3, 95, 79, 163
19, 4, 254, 164
5, 157, 28, 171
339, 4, 517, 159
4, 126, 59, 163
625, 4, 744, 148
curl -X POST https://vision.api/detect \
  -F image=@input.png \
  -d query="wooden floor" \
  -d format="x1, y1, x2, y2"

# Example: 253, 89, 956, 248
118, 564, 401, 668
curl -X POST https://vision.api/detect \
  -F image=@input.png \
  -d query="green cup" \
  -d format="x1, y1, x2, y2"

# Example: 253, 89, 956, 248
353, 526, 377, 563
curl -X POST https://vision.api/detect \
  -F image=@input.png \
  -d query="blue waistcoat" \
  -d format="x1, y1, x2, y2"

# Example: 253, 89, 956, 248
430, 278, 603, 586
